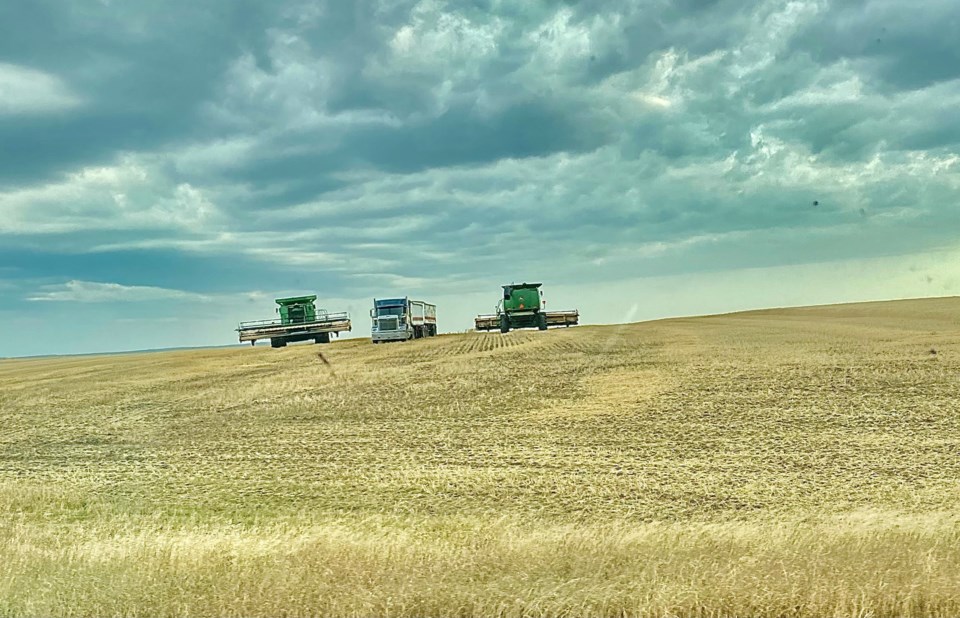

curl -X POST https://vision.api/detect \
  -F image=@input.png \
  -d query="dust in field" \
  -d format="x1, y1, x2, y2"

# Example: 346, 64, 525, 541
2, 297, 960, 616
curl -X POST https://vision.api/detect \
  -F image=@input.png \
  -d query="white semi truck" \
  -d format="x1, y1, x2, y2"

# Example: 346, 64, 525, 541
370, 297, 437, 343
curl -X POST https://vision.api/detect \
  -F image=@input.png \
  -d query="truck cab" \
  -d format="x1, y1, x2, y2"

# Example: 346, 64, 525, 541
371, 298, 408, 342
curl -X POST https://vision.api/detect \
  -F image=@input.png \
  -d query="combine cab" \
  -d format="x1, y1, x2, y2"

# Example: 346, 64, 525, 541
238, 295, 351, 348
475, 282, 579, 333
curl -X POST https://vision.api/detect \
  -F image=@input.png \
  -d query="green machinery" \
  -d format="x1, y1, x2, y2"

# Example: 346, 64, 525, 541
475, 282, 579, 333
237, 295, 351, 348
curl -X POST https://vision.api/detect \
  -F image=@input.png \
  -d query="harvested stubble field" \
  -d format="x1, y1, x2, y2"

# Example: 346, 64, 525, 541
2, 297, 960, 617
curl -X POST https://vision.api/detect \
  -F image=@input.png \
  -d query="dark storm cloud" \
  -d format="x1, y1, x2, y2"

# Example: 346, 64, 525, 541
795, 0, 960, 91
351, 101, 613, 172
0, 110, 191, 186
0, 0, 278, 185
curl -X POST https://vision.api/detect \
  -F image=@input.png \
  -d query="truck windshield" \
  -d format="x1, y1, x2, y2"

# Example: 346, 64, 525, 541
376, 307, 405, 317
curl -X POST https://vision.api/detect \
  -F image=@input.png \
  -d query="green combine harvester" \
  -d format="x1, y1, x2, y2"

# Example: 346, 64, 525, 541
475, 282, 579, 333
237, 295, 351, 348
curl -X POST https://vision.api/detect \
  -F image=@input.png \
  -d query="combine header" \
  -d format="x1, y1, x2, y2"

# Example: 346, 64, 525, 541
475, 282, 579, 333
237, 295, 351, 348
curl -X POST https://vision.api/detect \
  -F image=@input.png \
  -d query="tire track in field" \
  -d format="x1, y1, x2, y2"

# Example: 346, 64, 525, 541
339, 329, 592, 372
418, 331, 544, 358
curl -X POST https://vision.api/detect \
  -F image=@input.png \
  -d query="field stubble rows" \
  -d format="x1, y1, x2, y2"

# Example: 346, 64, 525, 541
1, 297, 960, 616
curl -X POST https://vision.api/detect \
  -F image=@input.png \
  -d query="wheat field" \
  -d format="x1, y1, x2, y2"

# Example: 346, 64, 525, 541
2, 297, 960, 617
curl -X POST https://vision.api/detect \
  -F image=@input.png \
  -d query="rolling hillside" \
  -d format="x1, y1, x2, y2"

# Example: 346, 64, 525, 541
2, 297, 959, 617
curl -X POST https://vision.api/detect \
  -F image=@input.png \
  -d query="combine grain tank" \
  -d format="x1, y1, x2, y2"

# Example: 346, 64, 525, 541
475, 282, 578, 333
237, 295, 351, 348
371, 297, 437, 343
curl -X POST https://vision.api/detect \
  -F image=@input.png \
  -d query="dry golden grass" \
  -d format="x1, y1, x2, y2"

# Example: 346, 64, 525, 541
1, 296, 960, 616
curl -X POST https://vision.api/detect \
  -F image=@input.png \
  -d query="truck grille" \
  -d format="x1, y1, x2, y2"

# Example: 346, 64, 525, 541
378, 317, 399, 331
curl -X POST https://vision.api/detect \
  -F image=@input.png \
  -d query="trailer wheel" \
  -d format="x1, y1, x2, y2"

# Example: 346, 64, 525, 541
499, 315, 510, 334
538, 313, 548, 331
315, 332, 331, 344
270, 338, 286, 348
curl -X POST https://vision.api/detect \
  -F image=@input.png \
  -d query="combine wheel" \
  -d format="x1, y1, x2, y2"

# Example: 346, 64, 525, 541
315, 332, 331, 344
499, 314, 510, 334
270, 338, 287, 348
538, 313, 548, 331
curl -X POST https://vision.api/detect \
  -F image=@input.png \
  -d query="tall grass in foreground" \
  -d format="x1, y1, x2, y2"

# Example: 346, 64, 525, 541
2, 513, 959, 617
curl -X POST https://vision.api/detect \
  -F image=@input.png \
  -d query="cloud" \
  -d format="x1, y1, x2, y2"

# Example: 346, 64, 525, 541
795, 0, 960, 91
27, 280, 211, 303
0, 63, 81, 115
0, 158, 221, 235
3, 0, 960, 356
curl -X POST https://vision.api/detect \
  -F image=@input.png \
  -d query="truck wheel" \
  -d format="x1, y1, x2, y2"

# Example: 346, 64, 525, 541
538, 313, 548, 331
270, 338, 286, 348
499, 315, 509, 334
315, 332, 331, 344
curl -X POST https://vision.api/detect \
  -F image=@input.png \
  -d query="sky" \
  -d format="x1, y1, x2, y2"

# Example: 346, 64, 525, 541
1, 0, 959, 357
